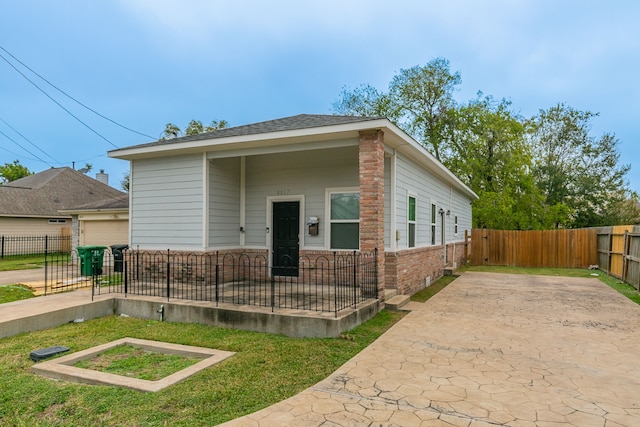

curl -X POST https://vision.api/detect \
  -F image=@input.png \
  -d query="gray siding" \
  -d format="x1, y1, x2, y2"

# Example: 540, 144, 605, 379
244, 146, 359, 248
395, 152, 472, 248
130, 155, 203, 249
209, 157, 241, 247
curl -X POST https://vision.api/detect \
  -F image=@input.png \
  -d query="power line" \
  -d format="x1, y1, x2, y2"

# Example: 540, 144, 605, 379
0, 50, 119, 148
0, 143, 46, 163
0, 46, 154, 140
0, 128, 53, 166
0, 117, 62, 165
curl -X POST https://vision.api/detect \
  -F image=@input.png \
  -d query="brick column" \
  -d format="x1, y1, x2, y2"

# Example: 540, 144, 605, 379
359, 129, 385, 298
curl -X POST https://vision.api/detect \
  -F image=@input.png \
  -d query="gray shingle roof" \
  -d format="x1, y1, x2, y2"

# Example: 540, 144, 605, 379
115, 114, 385, 152
0, 167, 127, 217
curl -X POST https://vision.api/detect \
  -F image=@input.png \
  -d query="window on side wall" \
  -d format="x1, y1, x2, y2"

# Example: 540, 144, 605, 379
454, 215, 458, 236
408, 195, 416, 248
431, 203, 437, 245
329, 191, 360, 250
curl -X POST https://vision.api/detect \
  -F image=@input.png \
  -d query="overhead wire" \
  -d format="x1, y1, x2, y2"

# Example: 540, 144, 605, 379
0, 46, 154, 140
0, 143, 46, 162
0, 128, 53, 166
0, 117, 62, 165
0, 50, 119, 148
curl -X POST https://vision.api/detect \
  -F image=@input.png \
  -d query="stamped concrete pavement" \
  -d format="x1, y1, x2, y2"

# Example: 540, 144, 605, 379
221, 272, 640, 426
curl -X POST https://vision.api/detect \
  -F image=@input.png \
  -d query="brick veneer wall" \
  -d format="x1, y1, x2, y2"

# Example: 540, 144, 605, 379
385, 242, 467, 295
358, 129, 386, 299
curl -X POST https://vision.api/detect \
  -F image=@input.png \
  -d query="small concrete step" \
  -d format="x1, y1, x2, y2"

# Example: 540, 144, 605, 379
385, 294, 411, 311
384, 289, 398, 300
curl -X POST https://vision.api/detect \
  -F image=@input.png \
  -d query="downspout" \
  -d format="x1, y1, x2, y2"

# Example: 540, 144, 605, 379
450, 186, 454, 267
390, 149, 397, 252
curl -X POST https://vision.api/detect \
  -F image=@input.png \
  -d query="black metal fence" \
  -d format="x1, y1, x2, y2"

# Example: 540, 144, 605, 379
44, 249, 379, 316
1, 234, 71, 258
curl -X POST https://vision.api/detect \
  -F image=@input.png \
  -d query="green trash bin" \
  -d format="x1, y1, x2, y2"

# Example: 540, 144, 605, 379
77, 245, 107, 276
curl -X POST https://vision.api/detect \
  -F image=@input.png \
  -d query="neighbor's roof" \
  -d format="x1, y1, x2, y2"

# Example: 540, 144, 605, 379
59, 193, 129, 214
0, 167, 127, 217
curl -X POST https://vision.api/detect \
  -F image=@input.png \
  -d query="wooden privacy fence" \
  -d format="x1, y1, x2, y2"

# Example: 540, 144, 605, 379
597, 226, 640, 290
470, 228, 597, 269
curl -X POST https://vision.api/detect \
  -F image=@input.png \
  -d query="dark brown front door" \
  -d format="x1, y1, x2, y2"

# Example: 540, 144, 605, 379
272, 201, 299, 276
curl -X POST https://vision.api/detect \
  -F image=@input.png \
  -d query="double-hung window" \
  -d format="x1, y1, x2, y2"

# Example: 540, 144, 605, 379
431, 203, 437, 245
408, 195, 416, 247
329, 191, 360, 249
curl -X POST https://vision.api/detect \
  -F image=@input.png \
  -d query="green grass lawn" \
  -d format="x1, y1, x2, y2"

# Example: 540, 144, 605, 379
0, 311, 405, 426
410, 275, 459, 303
74, 344, 200, 381
0, 284, 36, 303
0, 254, 70, 272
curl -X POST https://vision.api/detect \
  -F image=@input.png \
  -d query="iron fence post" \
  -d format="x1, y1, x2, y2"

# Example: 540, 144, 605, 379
166, 249, 171, 302
44, 241, 48, 296
1, 235, 4, 259
215, 251, 219, 306
270, 266, 275, 313
333, 251, 338, 318
374, 248, 378, 299
353, 250, 357, 307
124, 251, 128, 297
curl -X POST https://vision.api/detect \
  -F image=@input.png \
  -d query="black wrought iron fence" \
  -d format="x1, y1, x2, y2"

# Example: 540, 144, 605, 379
44, 248, 379, 316
1, 234, 71, 258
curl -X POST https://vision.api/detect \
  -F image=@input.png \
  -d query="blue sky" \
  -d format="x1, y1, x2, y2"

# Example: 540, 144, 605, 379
1, 1, 638, 192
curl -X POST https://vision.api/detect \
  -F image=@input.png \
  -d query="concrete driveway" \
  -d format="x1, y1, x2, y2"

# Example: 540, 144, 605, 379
222, 272, 640, 426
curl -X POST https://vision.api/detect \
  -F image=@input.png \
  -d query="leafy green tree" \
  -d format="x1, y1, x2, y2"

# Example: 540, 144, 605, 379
335, 57, 460, 161
334, 59, 638, 229
445, 94, 545, 229
164, 119, 228, 139
160, 123, 181, 140
120, 172, 129, 192
529, 103, 636, 227
0, 160, 32, 183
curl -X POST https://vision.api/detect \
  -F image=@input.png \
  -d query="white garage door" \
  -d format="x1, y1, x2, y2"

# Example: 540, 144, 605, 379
81, 220, 128, 246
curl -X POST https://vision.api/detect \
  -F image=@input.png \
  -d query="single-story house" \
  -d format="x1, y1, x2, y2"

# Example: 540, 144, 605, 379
108, 114, 478, 296
0, 167, 126, 237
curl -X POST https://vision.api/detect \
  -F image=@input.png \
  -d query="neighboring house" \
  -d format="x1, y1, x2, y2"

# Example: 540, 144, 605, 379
109, 114, 478, 295
59, 194, 129, 253
0, 167, 126, 239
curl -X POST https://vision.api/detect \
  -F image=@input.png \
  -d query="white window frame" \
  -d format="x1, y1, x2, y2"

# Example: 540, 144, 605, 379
325, 187, 360, 251
454, 215, 458, 236
431, 203, 437, 245
407, 192, 417, 248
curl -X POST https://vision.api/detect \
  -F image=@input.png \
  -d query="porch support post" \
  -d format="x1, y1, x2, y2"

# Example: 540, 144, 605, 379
359, 129, 385, 299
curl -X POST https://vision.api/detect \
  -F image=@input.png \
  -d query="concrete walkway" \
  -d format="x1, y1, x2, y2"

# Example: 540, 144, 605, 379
0, 267, 46, 286
220, 272, 640, 427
